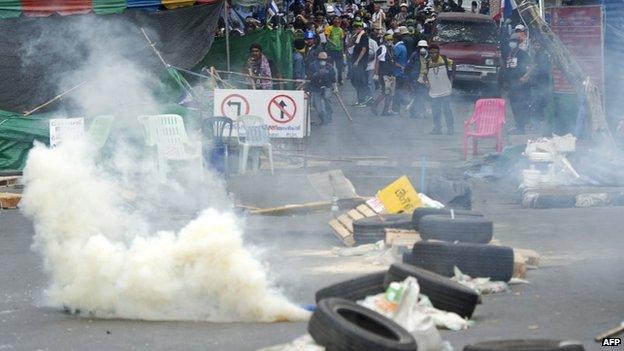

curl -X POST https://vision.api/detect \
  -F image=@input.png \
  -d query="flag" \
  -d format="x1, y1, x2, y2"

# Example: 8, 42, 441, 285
268, 0, 279, 16
502, 0, 517, 20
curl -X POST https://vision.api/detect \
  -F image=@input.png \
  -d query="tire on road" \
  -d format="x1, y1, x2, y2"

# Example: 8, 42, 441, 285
315, 271, 386, 303
419, 215, 493, 243
309, 298, 418, 351
412, 241, 514, 282
412, 208, 483, 231
353, 214, 413, 244
384, 263, 479, 318
463, 339, 585, 351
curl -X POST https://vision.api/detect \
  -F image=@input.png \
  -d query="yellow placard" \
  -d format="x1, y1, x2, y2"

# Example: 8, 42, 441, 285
376, 176, 423, 214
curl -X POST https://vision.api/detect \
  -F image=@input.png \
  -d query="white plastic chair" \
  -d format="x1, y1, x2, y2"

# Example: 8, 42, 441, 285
144, 114, 203, 182
137, 115, 156, 146
237, 115, 274, 174
87, 115, 114, 150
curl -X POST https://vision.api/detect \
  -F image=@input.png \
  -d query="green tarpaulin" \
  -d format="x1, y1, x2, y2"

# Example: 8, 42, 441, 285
0, 110, 50, 170
196, 28, 294, 80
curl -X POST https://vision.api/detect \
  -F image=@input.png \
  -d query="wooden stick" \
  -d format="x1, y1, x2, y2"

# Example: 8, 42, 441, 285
141, 27, 168, 68
23, 81, 87, 116
595, 323, 624, 341
333, 90, 353, 121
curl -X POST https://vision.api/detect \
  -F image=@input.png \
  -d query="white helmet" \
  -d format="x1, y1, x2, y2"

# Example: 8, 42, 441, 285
417, 40, 428, 47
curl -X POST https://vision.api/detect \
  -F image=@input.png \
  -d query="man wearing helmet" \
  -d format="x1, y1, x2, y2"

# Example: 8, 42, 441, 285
310, 51, 337, 125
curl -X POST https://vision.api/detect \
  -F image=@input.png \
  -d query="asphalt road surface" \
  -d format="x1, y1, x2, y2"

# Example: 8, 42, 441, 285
1, 88, 623, 351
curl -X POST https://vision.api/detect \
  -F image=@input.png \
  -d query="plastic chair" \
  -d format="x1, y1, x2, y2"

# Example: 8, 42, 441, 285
144, 114, 203, 182
137, 115, 156, 146
202, 116, 233, 177
87, 115, 114, 150
464, 98, 506, 160
237, 115, 274, 174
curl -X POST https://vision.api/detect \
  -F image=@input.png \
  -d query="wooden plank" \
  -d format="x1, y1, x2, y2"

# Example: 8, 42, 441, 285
337, 214, 354, 232
250, 201, 331, 216
329, 219, 355, 247
347, 209, 365, 221
0, 176, 19, 187
356, 204, 377, 217
0, 192, 21, 209
385, 228, 421, 247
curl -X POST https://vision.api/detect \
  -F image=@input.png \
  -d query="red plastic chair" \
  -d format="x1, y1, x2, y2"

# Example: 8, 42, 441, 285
464, 98, 506, 159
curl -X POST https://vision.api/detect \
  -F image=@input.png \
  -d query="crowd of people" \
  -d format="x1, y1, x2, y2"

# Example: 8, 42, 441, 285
236, 0, 554, 134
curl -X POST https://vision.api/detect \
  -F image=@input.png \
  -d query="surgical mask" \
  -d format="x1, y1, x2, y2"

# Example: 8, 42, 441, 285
420, 48, 428, 55
509, 42, 518, 49
319, 60, 327, 66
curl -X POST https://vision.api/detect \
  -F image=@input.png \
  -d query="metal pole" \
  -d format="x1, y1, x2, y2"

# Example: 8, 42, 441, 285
224, 0, 231, 72
538, 0, 545, 20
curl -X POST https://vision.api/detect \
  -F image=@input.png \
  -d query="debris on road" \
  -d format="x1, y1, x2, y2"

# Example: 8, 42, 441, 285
452, 267, 509, 295
0, 192, 21, 209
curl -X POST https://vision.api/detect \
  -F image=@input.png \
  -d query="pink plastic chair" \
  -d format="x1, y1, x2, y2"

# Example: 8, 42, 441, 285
464, 98, 506, 160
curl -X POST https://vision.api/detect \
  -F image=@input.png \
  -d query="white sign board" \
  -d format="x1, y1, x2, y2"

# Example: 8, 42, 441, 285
49, 118, 85, 148
213, 89, 306, 138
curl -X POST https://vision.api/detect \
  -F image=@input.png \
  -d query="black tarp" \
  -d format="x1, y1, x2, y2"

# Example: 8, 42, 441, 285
0, 2, 223, 113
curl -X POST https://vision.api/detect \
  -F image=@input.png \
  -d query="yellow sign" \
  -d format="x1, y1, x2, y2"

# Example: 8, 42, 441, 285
376, 176, 423, 214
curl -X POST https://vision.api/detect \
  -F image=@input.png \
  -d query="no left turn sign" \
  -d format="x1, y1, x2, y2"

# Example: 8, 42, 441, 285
220, 93, 250, 119
267, 95, 297, 124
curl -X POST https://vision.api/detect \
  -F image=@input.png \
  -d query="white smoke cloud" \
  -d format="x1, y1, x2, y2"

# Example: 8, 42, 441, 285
18, 14, 309, 323
21, 141, 309, 322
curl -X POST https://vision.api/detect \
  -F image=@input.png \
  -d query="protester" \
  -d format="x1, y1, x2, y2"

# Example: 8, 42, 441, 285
422, 44, 454, 134
392, 32, 408, 113
310, 51, 337, 125
350, 21, 370, 106
365, 32, 379, 103
325, 16, 345, 85
292, 39, 306, 80
406, 39, 429, 119
503, 33, 531, 134
528, 39, 553, 134
304, 30, 322, 79
370, 34, 398, 116
244, 43, 273, 90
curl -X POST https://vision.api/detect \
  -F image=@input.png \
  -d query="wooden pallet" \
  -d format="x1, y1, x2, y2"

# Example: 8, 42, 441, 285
329, 202, 386, 246
0, 192, 21, 209
0, 176, 20, 187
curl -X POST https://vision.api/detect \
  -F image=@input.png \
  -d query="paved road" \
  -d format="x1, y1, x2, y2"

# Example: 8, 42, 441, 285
1, 89, 623, 351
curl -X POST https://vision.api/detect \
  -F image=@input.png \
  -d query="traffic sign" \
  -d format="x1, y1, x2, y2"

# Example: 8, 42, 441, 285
268, 95, 297, 124
220, 93, 250, 119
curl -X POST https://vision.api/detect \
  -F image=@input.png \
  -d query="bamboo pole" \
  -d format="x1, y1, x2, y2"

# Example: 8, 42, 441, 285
214, 69, 309, 84
23, 81, 87, 116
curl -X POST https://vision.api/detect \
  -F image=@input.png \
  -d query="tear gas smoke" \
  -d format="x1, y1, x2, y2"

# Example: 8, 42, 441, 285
21, 141, 309, 322
17, 15, 308, 322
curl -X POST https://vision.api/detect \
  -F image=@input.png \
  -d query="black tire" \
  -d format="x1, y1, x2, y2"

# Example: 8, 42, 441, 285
384, 263, 479, 318
419, 215, 493, 244
402, 252, 413, 264
353, 215, 413, 244
533, 194, 577, 209
308, 298, 418, 351
315, 272, 386, 303
464, 339, 585, 351
412, 241, 514, 282
412, 208, 483, 231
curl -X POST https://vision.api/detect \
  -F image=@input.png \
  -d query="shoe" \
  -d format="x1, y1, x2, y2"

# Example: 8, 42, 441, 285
350, 101, 359, 106
364, 96, 374, 105
387, 110, 399, 116
354, 102, 367, 107
430, 129, 442, 135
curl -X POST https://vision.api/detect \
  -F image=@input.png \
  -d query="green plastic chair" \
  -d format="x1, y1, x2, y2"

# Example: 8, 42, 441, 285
87, 115, 115, 150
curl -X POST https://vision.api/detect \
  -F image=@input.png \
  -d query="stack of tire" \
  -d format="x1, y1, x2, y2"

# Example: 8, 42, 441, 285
406, 208, 515, 283
309, 263, 480, 350
352, 214, 413, 244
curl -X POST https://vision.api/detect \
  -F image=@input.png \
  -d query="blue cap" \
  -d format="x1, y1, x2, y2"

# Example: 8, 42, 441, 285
304, 30, 315, 40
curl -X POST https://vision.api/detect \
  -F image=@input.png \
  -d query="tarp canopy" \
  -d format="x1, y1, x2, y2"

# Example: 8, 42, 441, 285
0, 0, 218, 18
0, 1, 223, 113
197, 28, 294, 80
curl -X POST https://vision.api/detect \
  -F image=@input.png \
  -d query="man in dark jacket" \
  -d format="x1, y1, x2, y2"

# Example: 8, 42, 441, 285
406, 39, 429, 119
503, 33, 531, 134
310, 51, 337, 125
529, 39, 553, 134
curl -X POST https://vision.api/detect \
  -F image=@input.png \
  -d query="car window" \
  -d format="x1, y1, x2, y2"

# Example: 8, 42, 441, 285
434, 21, 499, 44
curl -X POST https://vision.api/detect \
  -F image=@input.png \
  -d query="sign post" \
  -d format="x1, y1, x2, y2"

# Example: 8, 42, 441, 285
49, 118, 85, 148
